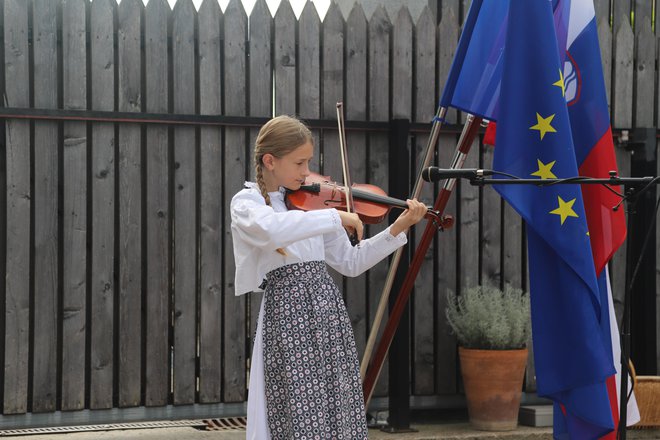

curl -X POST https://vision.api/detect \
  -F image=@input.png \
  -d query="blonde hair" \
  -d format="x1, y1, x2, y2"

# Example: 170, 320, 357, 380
254, 115, 313, 255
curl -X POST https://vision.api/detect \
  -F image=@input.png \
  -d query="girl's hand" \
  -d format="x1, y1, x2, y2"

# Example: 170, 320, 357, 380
337, 210, 364, 241
390, 199, 427, 236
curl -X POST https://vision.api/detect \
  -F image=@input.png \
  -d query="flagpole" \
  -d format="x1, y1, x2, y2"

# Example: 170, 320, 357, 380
360, 106, 448, 379
362, 114, 483, 407
359, 0, 486, 424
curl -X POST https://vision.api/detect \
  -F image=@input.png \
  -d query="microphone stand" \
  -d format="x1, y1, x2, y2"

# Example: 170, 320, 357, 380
462, 171, 660, 440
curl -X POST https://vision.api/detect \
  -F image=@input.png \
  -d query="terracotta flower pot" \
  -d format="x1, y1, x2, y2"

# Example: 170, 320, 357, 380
458, 346, 529, 431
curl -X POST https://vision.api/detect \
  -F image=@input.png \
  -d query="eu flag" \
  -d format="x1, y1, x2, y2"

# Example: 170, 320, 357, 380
439, 0, 570, 122
492, 1, 615, 438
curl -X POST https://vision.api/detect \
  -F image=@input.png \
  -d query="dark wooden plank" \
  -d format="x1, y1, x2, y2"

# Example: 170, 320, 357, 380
596, 13, 612, 110
245, 0, 269, 398
61, 0, 88, 411
117, 0, 143, 408
345, 3, 368, 363
144, 0, 171, 406
248, 0, 271, 123
593, 0, 610, 21
437, 2, 458, 125
634, 0, 652, 33
322, 0, 344, 106
246, 0, 270, 364
273, 1, 296, 115
611, 0, 632, 32
90, 0, 116, 410
223, 0, 248, 403
459, 139, 479, 287
440, 0, 460, 20
613, 0, 629, 29
434, 0, 460, 396
298, 1, 321, 172
367, 5, 391, 397
198, 0, 223, 404
321, 2, 344, 289
392, 7, 412, 120
481, 140, 500, 289
171, 0, 197, 406
610, 2, 633, 320
3, 0, 30, 415
435, 135, 458, 395
501, 199, 523, 293
634, 18, 654, 128
31, 0, 60, 413
412, 5, 436, 396
298, 2, 320, 114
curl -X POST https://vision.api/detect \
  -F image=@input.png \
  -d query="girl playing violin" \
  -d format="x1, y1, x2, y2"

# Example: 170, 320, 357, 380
230, 115, 426, 440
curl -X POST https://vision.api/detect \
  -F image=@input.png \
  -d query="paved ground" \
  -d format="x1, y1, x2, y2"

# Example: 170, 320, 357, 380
2, 408, 658, 440
2, 424, 659, 439
0, 424, 553, 440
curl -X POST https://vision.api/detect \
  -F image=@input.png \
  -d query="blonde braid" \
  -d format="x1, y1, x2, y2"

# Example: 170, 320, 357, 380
255, 163, 271, 206
255, 162, 287, 256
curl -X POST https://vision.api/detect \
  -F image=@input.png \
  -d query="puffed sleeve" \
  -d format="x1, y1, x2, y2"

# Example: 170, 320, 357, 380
323, 226, 407, 277
231, 189, 343, 250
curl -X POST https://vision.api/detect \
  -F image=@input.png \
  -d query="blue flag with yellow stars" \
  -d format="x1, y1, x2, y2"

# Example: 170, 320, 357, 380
492, 1, 615, 438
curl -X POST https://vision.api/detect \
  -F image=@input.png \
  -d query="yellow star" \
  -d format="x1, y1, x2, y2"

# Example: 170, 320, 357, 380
531, 159, 557, 179
530, 113, 557, 140
549, 196, 579, 225
553, 69, 565, 97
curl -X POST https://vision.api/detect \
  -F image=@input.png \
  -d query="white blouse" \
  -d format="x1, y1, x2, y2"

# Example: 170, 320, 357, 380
230, 182, 408, 296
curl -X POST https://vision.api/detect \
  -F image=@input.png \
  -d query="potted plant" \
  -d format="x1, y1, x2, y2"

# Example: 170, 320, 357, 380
446, 284, 531, 431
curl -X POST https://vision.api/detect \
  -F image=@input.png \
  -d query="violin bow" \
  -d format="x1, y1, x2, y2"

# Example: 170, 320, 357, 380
361, 113, 484, 406
336, 102, 359, 246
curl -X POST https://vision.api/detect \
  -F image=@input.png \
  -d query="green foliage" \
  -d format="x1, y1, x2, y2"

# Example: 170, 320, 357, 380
446, 284, 530, 350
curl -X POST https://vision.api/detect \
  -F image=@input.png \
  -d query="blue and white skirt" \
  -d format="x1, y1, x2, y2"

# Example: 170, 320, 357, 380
247, 261, 368, 440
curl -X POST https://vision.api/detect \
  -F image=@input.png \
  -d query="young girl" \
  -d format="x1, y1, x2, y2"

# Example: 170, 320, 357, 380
231, 115, 427, 439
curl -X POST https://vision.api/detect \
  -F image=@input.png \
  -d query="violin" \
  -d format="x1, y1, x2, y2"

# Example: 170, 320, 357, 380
285, 172, 454, 229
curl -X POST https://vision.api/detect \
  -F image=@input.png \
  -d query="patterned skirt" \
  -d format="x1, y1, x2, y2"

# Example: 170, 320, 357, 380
261, 261, 368, 439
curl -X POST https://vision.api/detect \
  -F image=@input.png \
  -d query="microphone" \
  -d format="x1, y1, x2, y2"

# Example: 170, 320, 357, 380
421, 167, 493, 182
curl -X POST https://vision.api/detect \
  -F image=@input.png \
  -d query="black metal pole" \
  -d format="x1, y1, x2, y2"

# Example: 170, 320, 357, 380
619, 127, 658, 439
386, 119, 413, 432
628, 129, 657, 376
619, 194, 634, 439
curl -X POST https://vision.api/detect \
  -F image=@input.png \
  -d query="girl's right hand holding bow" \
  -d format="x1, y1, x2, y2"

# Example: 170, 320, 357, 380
337, 210, 364, 241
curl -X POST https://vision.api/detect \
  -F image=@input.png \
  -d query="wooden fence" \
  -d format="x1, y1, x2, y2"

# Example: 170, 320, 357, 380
0, 0, 658, 425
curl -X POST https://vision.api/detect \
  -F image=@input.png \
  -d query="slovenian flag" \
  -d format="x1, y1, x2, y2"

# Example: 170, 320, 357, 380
562, 1, 640, 437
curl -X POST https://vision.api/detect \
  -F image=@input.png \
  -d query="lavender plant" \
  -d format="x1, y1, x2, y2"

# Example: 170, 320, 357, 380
446, 284, 530, 350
